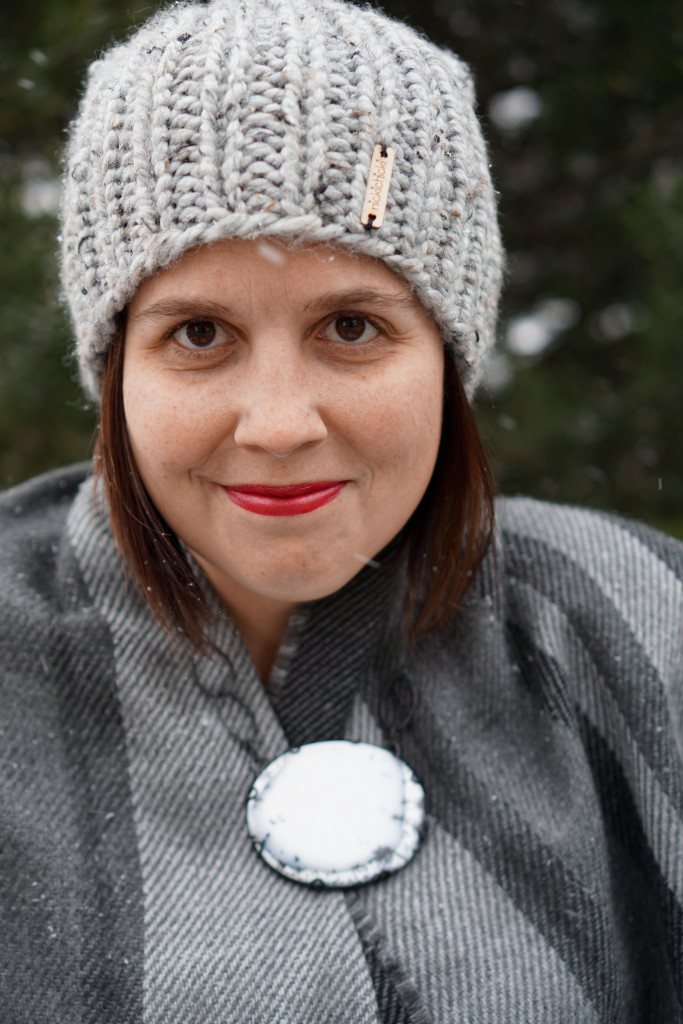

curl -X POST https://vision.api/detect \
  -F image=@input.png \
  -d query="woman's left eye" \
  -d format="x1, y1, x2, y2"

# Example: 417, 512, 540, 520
172, 319, 227, 350
320, 315, 380, 345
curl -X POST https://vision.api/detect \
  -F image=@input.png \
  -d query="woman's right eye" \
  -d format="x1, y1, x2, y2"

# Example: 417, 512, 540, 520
172, 319, 228, 350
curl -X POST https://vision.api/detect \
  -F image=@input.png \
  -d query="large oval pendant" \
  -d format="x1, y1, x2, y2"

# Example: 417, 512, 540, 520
246, 740, 425, 888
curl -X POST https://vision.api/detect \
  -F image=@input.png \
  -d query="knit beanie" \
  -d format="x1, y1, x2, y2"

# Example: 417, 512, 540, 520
61, 0, 503, 402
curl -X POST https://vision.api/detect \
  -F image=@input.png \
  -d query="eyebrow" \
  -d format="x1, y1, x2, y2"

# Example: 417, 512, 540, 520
302, 288, 424, 315
131, 289, 423, 324
131, 299, 239, 324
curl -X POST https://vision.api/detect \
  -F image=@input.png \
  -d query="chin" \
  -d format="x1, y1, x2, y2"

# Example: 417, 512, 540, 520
259, 563, 363, 604
242, 544, 373, 605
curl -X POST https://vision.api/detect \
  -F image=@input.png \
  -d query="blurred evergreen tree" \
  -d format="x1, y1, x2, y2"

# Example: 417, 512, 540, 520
429, 0, 683, 535
0, 0, 165, 486
1, 0, 681, 534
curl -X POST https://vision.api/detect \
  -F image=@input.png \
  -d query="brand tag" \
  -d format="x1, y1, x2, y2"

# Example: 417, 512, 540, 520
361, 144, 396, 229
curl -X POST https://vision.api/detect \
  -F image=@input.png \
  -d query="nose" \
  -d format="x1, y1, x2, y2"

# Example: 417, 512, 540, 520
232, 348, 328, 458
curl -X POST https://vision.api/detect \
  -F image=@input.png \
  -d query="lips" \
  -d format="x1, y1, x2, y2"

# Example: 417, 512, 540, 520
223, 481, 347, 516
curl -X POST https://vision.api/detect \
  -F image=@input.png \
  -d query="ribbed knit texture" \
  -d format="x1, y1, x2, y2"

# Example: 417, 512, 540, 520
2, 465, 683, 1022
60, 0, 502, 401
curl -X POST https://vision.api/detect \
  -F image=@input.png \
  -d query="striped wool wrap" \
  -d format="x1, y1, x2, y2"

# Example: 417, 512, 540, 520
1, 465, 683, 1021
60, 0, 502, 402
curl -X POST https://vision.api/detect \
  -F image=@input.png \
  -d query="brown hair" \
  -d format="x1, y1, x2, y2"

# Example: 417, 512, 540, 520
94, 327, 495, 650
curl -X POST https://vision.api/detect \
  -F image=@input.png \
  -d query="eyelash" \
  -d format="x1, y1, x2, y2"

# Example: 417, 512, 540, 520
318, 314, 383, 347
168, 319, 231, 353
165, 312, 386, 361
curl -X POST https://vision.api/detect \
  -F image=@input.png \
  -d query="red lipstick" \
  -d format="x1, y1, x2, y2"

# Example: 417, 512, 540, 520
223, 481, 346, 516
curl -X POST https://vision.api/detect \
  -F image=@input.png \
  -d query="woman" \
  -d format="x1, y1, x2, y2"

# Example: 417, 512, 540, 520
1, 0, 682, 1020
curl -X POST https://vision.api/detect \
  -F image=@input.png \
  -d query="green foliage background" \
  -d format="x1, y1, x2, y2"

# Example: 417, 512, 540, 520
1, 0, 682, 533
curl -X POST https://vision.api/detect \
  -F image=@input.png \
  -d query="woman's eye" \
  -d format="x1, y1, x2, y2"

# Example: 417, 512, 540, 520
173, 319, 226, 350
321, 316, 380, 345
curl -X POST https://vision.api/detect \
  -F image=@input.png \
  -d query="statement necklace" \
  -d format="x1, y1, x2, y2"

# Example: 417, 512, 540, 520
192, 640, 424, 888
246, 740, 425, 888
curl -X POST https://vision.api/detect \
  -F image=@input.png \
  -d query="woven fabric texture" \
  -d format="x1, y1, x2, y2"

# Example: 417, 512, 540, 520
60, 0, 502, 401
2, 466, 683, 1021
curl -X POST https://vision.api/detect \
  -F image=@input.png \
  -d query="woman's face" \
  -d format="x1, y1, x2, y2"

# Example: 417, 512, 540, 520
123, 239, 444, 614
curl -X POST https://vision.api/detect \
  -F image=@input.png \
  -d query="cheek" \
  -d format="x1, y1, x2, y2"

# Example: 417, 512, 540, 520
122, 372, 212, 476
351, 358, 444, 471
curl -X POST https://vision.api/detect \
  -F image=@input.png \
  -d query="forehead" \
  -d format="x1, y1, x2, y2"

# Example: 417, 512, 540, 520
127, 237, 427, 317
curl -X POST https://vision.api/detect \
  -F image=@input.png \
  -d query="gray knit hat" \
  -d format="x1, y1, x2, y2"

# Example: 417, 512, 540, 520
61, 0, 503, 401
